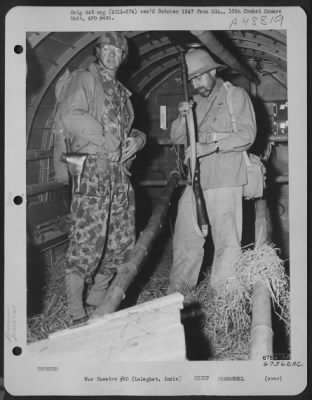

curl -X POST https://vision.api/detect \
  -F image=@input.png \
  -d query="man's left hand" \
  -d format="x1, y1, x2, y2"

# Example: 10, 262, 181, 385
120, 137, 140, 163
184, 143, 217, 162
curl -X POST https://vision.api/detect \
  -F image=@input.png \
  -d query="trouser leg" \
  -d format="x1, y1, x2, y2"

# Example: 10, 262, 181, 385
85, 272, 115, 307
65, 164, 111, 321
100, 179, 136, 268
167, 186, 206, 294
89, 176, 136, 310
65, 272, 87, 322
205, 186, 243, 289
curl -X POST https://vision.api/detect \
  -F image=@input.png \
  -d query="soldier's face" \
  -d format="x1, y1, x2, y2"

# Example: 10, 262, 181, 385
191, 71, 216, 97
97, 44, 124, 71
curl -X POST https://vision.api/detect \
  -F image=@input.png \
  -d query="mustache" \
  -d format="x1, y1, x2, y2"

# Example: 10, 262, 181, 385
194, 80, 216, 96
195, 86, 212, 95
196, 86, 209, 91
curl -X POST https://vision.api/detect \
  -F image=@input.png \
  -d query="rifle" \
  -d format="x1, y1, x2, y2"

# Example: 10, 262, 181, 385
180, 49, 209, 237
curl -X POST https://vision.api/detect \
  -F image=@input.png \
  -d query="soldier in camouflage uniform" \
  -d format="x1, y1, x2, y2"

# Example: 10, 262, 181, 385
59, 32, 146, 325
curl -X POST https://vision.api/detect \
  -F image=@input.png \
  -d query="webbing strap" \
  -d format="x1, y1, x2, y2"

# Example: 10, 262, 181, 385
224, 81, 250, 167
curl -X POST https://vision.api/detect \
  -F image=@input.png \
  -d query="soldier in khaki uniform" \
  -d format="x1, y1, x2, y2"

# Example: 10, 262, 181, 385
59, 32, 146, 325
167, 48, 257, 293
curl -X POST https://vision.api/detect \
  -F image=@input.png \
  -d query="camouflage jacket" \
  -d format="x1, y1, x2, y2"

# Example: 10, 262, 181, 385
59, 62, 146, 156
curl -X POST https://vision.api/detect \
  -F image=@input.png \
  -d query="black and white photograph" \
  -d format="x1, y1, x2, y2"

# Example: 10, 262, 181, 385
4, 5, 307, 397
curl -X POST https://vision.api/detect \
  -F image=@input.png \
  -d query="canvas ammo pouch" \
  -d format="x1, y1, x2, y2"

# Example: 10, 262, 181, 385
224, 81, 265, 199
242, 152, 266, 200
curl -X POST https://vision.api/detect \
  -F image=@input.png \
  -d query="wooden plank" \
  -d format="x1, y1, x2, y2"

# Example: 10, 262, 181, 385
250, 281, 273, 360
138, 179, 187, 187
28, 293, 186, 362
255, 198, 272, 247
32, 230, 68, 250
50, 292, 184, 339
274, 175, 288, 183
268, 135, 288, 143
27, 181, 65, 196
27, 149, 53, 161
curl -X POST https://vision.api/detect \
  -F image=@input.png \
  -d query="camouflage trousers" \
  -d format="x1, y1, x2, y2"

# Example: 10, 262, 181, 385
66, 155, 135, 282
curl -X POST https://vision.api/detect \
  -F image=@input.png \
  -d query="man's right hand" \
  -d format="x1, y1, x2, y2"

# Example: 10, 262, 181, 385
178, 101, 193, 117
107, 147, 121, 162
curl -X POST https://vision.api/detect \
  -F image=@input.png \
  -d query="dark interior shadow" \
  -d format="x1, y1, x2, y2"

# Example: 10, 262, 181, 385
271, 301, 290, 359
266, 179, 289, 262
249, 95, 273, 156
26, 39, 45, 97
26, 226, 47, 317
130, 140, 165, 182
119, 223, 172, 310
212, 31, 256, 76
133, 181, 153, 236
118, 37, 152, 133
181, 302, 213, 360
120, 188, 182, 309
242, 199, 256, 248
26, 38, 47, 318
130, 92, 152, 134
118, 37, 142, 86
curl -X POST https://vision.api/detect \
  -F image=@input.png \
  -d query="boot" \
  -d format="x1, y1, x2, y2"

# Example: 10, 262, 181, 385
86, 271, 115, 307
167, 281, 188, 295
66, 273, 88, 325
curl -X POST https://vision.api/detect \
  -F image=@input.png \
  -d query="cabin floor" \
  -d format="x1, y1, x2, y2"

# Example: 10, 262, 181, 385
27, 230, 174, 343
27, 216, 290, 361
27, 184, 290, 360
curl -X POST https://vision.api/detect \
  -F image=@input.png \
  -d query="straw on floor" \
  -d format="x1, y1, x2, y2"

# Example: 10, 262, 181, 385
28, 242, 290, 361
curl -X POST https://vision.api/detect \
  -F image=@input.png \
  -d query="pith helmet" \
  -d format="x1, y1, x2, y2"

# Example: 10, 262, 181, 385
185, 48, 226, 80
96, 32, 128, 59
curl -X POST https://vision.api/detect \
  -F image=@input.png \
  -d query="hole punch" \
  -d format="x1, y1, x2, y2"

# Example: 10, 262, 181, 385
12, 346, 22, 356
14, 45, 23, 54
13, 195, 23, 205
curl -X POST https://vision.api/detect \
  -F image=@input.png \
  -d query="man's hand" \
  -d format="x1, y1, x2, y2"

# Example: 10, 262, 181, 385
120, 137, 140, 163
178, 101, 193, 118
107, 147, 121, 162
184, 142, 217, 163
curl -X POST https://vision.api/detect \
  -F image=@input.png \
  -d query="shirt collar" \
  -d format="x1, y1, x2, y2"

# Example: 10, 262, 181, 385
89, 62, 132, 98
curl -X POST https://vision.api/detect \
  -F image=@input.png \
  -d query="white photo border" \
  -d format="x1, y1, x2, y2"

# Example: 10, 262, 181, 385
4, 4, 308, 397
